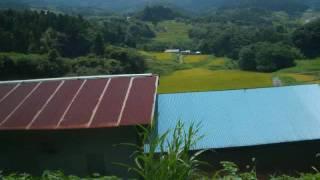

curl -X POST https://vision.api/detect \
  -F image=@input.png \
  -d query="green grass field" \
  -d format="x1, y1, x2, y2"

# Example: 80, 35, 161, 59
278, 58, 320, 74
151, 20, 192, 44
147, 52, 178, 61
183, 55, 209, 64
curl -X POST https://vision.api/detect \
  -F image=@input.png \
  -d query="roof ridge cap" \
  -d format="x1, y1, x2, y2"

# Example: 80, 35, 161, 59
0, 74, 154, 84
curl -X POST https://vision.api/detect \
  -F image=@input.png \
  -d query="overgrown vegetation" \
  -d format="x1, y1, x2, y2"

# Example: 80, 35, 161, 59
2, 122, 320, 179
125, 121, 204, 180
0, 170, 120, 180
0, 46, 146, 80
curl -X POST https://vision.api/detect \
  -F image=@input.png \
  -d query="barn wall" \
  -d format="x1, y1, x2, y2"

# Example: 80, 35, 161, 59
0, 127, 138, 177
199, 140, 320, 175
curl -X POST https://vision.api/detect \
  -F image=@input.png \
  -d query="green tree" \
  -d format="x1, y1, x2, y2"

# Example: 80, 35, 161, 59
136, 6, 179, 24
40, 28, 62, 53
292, 19, 320, 58
48, 49, 60, 62
238, 46, 256, 71
238, 42, 301, 72
93, 34, 105, 56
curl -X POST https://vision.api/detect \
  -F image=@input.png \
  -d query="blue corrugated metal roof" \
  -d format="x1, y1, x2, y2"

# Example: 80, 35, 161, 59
157, 84, 320, 150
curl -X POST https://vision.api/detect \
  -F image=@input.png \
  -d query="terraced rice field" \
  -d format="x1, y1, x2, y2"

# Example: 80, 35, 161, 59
149, 52, 177, 61
158, 68, 273, 93
151, 20, 192, 44
183, 55, 209, 64
144, 52, 320, 94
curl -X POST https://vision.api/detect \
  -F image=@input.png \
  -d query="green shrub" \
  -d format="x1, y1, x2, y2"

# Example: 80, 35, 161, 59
239, 42, 302, 72
211, 161, 257, 180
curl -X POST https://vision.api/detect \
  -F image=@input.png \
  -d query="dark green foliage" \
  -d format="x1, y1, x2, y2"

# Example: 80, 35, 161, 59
0, 0, 316, 15
69, 56, 123, 76
0, 10, 91, 57
292, 19, 320, 58
0, 170, 120, 180
191, 24, 256, 59
102, 17, 155, 47
0, 48, 147, 80
238, 46, 257, 71
196, 8, 273, 26
48, 49, 60, 62
238, 42, 301, 72
0, 55, 15, 78
189, 8, 295, 60
221, 0, 308, 14
93, 34, 105, 56
0, 53, 66, 80
136, 6, 180, 25
0, 9, 155, 58
105, 46, 146, 73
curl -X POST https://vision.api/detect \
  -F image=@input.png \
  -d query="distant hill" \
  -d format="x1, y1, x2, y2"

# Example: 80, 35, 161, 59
0, 0, 318, 14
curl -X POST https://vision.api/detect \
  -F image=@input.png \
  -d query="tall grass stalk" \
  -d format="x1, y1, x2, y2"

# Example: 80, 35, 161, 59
126, 121, 205, 180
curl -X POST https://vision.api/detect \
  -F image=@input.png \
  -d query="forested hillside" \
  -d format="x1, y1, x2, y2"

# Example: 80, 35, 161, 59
0, 9, 156, 80
1, 3, 320, 90
1, 0, 320, 14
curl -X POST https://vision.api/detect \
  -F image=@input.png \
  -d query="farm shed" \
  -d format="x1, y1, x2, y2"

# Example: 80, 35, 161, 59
164, 49, 180, 53
156, 84, 320, 173
0, 74, 158, 177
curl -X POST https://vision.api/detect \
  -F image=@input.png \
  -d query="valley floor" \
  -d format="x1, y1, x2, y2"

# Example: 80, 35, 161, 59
143, 52, 320, 94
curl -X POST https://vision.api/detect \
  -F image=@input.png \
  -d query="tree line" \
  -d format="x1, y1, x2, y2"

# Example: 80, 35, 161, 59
189, 8, 320, 72
0, 9, 156, 80
0, 46, 146, 80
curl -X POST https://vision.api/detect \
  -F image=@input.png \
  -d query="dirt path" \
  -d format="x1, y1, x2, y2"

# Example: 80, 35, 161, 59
178, 54, 184, 64
272, 76, 283, 87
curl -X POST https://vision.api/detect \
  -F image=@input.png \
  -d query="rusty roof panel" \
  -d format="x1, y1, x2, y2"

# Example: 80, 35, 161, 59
59, 79, 109, 128
91, 77, 130, 128
0, 74, 158, 130
0, 83, 36, 125
30, 80, 83, 129
121, 76, 157, 125
0, 81, 60, 129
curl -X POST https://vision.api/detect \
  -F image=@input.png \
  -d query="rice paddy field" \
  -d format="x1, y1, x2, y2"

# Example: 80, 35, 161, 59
158, 68, 273, 93
183, 55, 209, 64
151, 20, 192, 44
143, 51, 320, 94
146, 52, 178, 61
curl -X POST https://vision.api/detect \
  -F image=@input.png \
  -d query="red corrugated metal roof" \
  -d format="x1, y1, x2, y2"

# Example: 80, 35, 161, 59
0, 74, 158, 130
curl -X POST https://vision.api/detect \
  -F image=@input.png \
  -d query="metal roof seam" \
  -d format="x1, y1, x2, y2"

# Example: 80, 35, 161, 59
0, 75, 158, 130
150, 76, 159, 126
0, 74, 153, 84
26, 81, 65, 130
0, 83, 21, 104
0, 82, 42, 127
86, 78, 111, 128
56, 80, 87, 128
157, 84, 320, 150
117, 77, 135, 126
